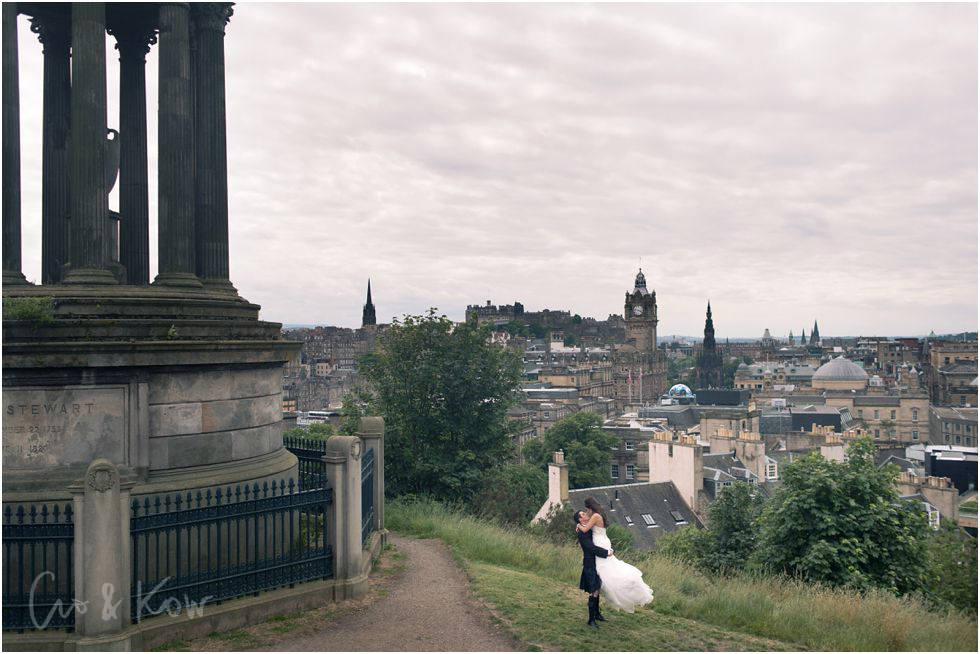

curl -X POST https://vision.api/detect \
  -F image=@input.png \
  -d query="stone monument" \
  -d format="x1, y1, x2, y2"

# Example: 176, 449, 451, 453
2, 2, 300, 501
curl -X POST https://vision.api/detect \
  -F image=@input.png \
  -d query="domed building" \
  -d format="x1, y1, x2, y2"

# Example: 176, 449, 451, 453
811, 356, 869, 391
660, 383, 696, 405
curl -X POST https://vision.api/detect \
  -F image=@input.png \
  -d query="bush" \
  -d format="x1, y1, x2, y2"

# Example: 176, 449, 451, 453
656, 524, 710, 566
469, 464, 548, 526
606, 523, 634, 553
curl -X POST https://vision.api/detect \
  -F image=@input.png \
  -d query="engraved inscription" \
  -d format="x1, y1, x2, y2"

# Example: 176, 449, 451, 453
2, 387, 127, 468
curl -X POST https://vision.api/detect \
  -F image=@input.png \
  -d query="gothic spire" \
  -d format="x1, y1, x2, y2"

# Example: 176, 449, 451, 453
362, 279, 376, 327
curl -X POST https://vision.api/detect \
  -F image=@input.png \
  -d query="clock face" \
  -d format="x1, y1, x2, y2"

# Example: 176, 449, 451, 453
632, 305, 644, 316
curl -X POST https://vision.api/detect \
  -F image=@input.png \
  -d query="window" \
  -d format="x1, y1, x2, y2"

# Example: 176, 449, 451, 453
624, 515, 634, 526
626, 464, 635, 480
875, 429, 880, 438
955, 423, 961, 432
890, 410, 896, 420
766, 463, 778, 480
611, 464, 619, 479
874, 409, 880, 420
955, 435, 961, 444
912, 409, 918, 422
668, 444, 673, 457
945, 434, 950, 443
857, 409, 863, 419
641, 514, 657, 527
625, 440, 634, 451
669, 510, 687, 524
912, 430, 919, 441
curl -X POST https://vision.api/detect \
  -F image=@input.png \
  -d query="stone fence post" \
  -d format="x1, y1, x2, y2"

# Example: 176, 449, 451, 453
68, 459, 135, 650
323, 435, 362, 598
357, 417, 385, 542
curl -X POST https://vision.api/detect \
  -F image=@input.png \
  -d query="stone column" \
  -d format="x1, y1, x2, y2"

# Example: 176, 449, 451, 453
323, 435, 364, 598
64, 2, 116, 285
30, 12, 72, 285
154, 2, 201, 288
111, 22, 156, 286
2, 3, 29, 285
357, 417, 386, 540
191, 3, 236, 294
69, 459, 135, 649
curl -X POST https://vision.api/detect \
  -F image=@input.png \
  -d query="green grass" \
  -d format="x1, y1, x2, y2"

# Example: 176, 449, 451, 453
389, 497, 978, 652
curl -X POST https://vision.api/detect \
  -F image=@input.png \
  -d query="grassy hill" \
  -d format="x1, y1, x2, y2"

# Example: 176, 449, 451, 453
387, 498, 977, 652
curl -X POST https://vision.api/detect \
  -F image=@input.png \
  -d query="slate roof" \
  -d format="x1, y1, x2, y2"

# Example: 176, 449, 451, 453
873, 447, 908, 467
939, 361, 978, 375
878, 455, 920, 473
567, 482, 701, 551
702, 452, 757, 480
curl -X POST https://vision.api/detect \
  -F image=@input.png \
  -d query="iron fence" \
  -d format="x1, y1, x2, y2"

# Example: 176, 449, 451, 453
283, 435, 328, 491
130, 479, 332, 623
361, 447, 375, 545
2, 503, 75, 632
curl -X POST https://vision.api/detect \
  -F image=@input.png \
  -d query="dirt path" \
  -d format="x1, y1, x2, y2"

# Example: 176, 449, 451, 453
260, 535, 522, 652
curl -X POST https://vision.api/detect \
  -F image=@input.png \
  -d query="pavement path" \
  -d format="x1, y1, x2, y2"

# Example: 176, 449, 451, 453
267, 535, 523, 651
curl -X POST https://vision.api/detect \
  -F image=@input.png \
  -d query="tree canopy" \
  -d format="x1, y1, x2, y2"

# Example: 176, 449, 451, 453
752, 437, 929, 594
358, 310, 522, 500
469, 463, 548, 525
524, 412, 618, 489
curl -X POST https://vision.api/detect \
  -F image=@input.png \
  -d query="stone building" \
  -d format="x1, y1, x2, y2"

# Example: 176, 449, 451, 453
929, 406, 978, 447
612, 269, 667, 409
924, 339, 978, 404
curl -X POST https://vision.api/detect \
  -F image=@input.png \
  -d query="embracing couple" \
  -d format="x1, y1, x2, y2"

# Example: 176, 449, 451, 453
575, 496, 654, 628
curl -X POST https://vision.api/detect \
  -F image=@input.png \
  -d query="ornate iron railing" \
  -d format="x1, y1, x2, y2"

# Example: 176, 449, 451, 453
130, 479, 332, 623
2, 503, 75, 632
283, 435, 328, 491
361, 447, 375, 545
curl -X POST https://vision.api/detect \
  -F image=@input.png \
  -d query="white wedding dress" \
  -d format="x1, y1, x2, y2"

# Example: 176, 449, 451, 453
592, 526, 654, 613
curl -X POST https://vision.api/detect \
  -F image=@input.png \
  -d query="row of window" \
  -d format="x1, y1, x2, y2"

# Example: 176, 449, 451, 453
942, 422, 974, 434
943, 434, 974, 446
610, 464, 635, 480
611, 441, 635, 451
857, 408, 915, 421
621, 511, 688, 528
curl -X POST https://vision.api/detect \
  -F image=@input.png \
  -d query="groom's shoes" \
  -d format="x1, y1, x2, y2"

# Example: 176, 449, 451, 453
594, 597, 607, 622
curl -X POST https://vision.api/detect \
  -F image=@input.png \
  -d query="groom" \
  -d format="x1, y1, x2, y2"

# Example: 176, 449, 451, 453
574, 509, 611, 628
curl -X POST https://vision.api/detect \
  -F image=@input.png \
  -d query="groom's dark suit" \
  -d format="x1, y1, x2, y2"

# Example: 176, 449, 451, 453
577, 528, 610, 593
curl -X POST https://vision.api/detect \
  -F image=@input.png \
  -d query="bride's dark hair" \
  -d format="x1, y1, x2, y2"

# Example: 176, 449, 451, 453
584, 496, 607, 526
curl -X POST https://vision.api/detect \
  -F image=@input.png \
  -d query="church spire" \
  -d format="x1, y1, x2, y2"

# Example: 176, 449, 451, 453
810, 320, 820, 345
362, 279, 376, 327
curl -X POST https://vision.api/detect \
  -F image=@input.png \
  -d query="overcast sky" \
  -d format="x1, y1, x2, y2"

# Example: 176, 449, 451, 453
14, 2, 978, 337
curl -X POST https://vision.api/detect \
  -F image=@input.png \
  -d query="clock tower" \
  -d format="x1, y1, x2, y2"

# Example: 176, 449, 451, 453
624, 269, 658, 353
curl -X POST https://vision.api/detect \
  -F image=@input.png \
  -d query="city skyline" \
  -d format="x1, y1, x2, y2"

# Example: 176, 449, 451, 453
12, 3, 977, 335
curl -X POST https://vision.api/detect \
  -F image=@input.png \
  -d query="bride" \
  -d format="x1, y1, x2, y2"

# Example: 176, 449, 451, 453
576, 496, 654, 613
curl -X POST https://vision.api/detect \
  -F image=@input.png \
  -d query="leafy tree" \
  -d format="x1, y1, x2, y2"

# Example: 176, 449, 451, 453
701, 482, 765, 573
720, 358, 742, 388
922, 521, 977, 613
752, 437, 929, 594
523, 412, 618, 489
469, 463, 548, 526
358, 310, 522, 501
666, 355, 696, 388
530, 502, 576, 545
606, 523, 634, 553
563, 334, 577, 347
655, 524, 711, 565
284, 422, 335, 441
339, 390, 370, 435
